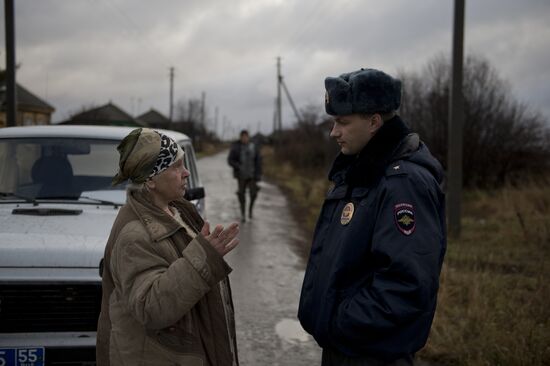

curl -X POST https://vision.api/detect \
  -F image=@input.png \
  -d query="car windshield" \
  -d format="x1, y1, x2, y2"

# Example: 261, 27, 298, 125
0, 137, 126, 202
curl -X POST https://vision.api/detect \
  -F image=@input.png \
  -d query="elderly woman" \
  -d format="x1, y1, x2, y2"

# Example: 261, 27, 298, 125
96, 128, 239, 366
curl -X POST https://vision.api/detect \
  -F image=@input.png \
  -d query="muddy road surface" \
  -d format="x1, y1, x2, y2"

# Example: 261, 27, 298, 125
199, 151, 322, 366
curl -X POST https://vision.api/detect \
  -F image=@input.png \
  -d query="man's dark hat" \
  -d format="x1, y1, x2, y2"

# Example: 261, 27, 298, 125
324, 68, 402, 116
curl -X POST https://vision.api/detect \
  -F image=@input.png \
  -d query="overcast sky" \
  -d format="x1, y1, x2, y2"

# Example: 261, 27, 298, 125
2, 0, 549, 138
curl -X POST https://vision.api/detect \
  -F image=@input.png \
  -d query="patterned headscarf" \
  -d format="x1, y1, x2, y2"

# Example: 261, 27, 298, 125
112, 128, 184, 185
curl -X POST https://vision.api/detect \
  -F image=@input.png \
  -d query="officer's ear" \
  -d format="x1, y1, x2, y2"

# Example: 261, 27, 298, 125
368, 114, 384, 134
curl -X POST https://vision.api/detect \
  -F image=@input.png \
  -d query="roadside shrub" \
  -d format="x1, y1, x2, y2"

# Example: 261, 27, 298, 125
272, 104, 337, 179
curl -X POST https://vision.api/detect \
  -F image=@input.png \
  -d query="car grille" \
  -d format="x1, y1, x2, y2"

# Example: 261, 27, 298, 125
0, 284, 101, 333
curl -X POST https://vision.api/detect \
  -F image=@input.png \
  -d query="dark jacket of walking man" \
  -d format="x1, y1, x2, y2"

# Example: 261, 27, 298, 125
227, 130, 262, 222
298, 68, 447, 366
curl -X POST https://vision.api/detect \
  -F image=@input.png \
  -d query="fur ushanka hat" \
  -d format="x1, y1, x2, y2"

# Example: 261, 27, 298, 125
324, 68, 402, 116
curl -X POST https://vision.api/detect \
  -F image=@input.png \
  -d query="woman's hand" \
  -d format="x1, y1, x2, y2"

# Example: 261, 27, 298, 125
201, 221, 240, 256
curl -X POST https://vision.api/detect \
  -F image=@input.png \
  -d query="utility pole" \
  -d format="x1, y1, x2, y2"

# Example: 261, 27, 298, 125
214, 106, 219, 139
448, 0, 466, 238
276, 57, 282, 133
272, 98, 278, 133
222, 115, 228, 141
200, 91, 206, 126
169, 67, 174, 123
130, 97, 135, 116
273, 57, 302, 131
5, 0, 17, 127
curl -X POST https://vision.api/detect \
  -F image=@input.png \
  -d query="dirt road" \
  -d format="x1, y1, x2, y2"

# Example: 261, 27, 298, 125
199, 151, 321, 366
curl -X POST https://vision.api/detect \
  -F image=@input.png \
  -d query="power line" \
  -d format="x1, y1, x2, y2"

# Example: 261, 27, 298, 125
95, 0, 175, 67
281, 78, 302, 123
169, 67, 174, 122
278, 0, 339, 57
277, 0, 328, 54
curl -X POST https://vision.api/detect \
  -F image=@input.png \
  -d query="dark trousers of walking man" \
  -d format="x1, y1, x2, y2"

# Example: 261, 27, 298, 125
237, 177, 259, 220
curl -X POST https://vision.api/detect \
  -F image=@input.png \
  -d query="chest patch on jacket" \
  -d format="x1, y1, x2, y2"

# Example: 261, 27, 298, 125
340, 202, 355, 225
394, 203, 415, 235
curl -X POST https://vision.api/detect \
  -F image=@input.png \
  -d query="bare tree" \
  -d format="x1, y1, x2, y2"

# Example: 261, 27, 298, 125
173, 97, 218, 150
399, 54, 550, 187
272, 54, 549, 187
274, 104, 337, 177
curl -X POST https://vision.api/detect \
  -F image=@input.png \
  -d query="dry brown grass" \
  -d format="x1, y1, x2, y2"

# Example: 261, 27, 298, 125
263, 147, 550, 365
195, 142, 230, 159
422, 184, 550, 365
262, 145, 330, 235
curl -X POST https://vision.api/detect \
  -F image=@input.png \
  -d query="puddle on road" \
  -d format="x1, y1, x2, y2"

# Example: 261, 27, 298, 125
275, 318, 311, 345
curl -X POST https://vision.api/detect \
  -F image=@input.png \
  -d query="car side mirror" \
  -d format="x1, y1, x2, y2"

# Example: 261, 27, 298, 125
184, 187, 205, 201
99, 258, 104, 278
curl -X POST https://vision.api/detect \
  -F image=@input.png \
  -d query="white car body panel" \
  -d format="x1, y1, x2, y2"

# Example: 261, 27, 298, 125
0, 203, 117, 269
0, 125, 204, 362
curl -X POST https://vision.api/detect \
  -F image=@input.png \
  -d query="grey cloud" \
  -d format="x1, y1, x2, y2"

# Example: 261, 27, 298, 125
2, 0, 549, 130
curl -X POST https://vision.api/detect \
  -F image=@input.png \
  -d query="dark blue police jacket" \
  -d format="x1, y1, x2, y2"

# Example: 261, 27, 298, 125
298, 116, 446, 361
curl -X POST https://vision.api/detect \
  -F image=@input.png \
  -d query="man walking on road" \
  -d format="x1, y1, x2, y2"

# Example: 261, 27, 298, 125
228, 129, 262, 222
298, 68, 447, 365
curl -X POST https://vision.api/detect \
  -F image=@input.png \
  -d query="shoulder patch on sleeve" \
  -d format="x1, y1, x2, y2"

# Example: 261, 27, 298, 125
385, 161, 408, 177
394, 203, 416, 235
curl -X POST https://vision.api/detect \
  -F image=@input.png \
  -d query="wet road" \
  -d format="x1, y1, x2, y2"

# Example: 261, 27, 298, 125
199, 151, 322, 366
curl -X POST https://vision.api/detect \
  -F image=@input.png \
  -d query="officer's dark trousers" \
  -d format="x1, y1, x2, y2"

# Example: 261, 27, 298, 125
321, 348, 414, 366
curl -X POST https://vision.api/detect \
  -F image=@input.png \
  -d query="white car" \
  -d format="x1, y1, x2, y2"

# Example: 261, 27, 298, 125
0, 125, 204, 366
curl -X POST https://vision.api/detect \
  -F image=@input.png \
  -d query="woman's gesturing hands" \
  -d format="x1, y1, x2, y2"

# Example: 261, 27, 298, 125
201, 221, 240, 256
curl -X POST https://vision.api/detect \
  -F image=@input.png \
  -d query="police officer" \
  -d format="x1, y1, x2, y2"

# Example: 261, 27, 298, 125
298, 68, 447, 365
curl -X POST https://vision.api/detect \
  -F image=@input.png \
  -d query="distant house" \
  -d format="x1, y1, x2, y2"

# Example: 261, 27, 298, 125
0, 72, 55, 127
61, 102, 146, 127
136, 108, 171, 130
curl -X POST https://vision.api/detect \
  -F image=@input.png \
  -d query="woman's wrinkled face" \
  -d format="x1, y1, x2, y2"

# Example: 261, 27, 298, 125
150, 158, 190, 202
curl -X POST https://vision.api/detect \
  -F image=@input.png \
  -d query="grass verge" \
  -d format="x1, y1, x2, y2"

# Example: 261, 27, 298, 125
195, 142, 230, 159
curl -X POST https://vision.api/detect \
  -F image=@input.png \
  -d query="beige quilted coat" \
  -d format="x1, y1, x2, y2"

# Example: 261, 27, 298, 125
96, 188, 238, 366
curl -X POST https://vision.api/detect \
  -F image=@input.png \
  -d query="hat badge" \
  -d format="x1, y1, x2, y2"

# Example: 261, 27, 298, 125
340, 202, 354, 225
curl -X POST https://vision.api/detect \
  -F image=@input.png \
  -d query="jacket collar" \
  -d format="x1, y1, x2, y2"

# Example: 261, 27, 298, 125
126, 187, 191, 242
328, 115, 415, 189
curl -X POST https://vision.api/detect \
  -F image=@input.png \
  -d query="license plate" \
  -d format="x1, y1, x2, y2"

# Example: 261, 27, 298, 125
0, 347, 45, 366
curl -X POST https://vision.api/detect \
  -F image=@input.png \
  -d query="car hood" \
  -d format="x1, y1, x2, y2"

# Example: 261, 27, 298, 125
0, 203, 119, 268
